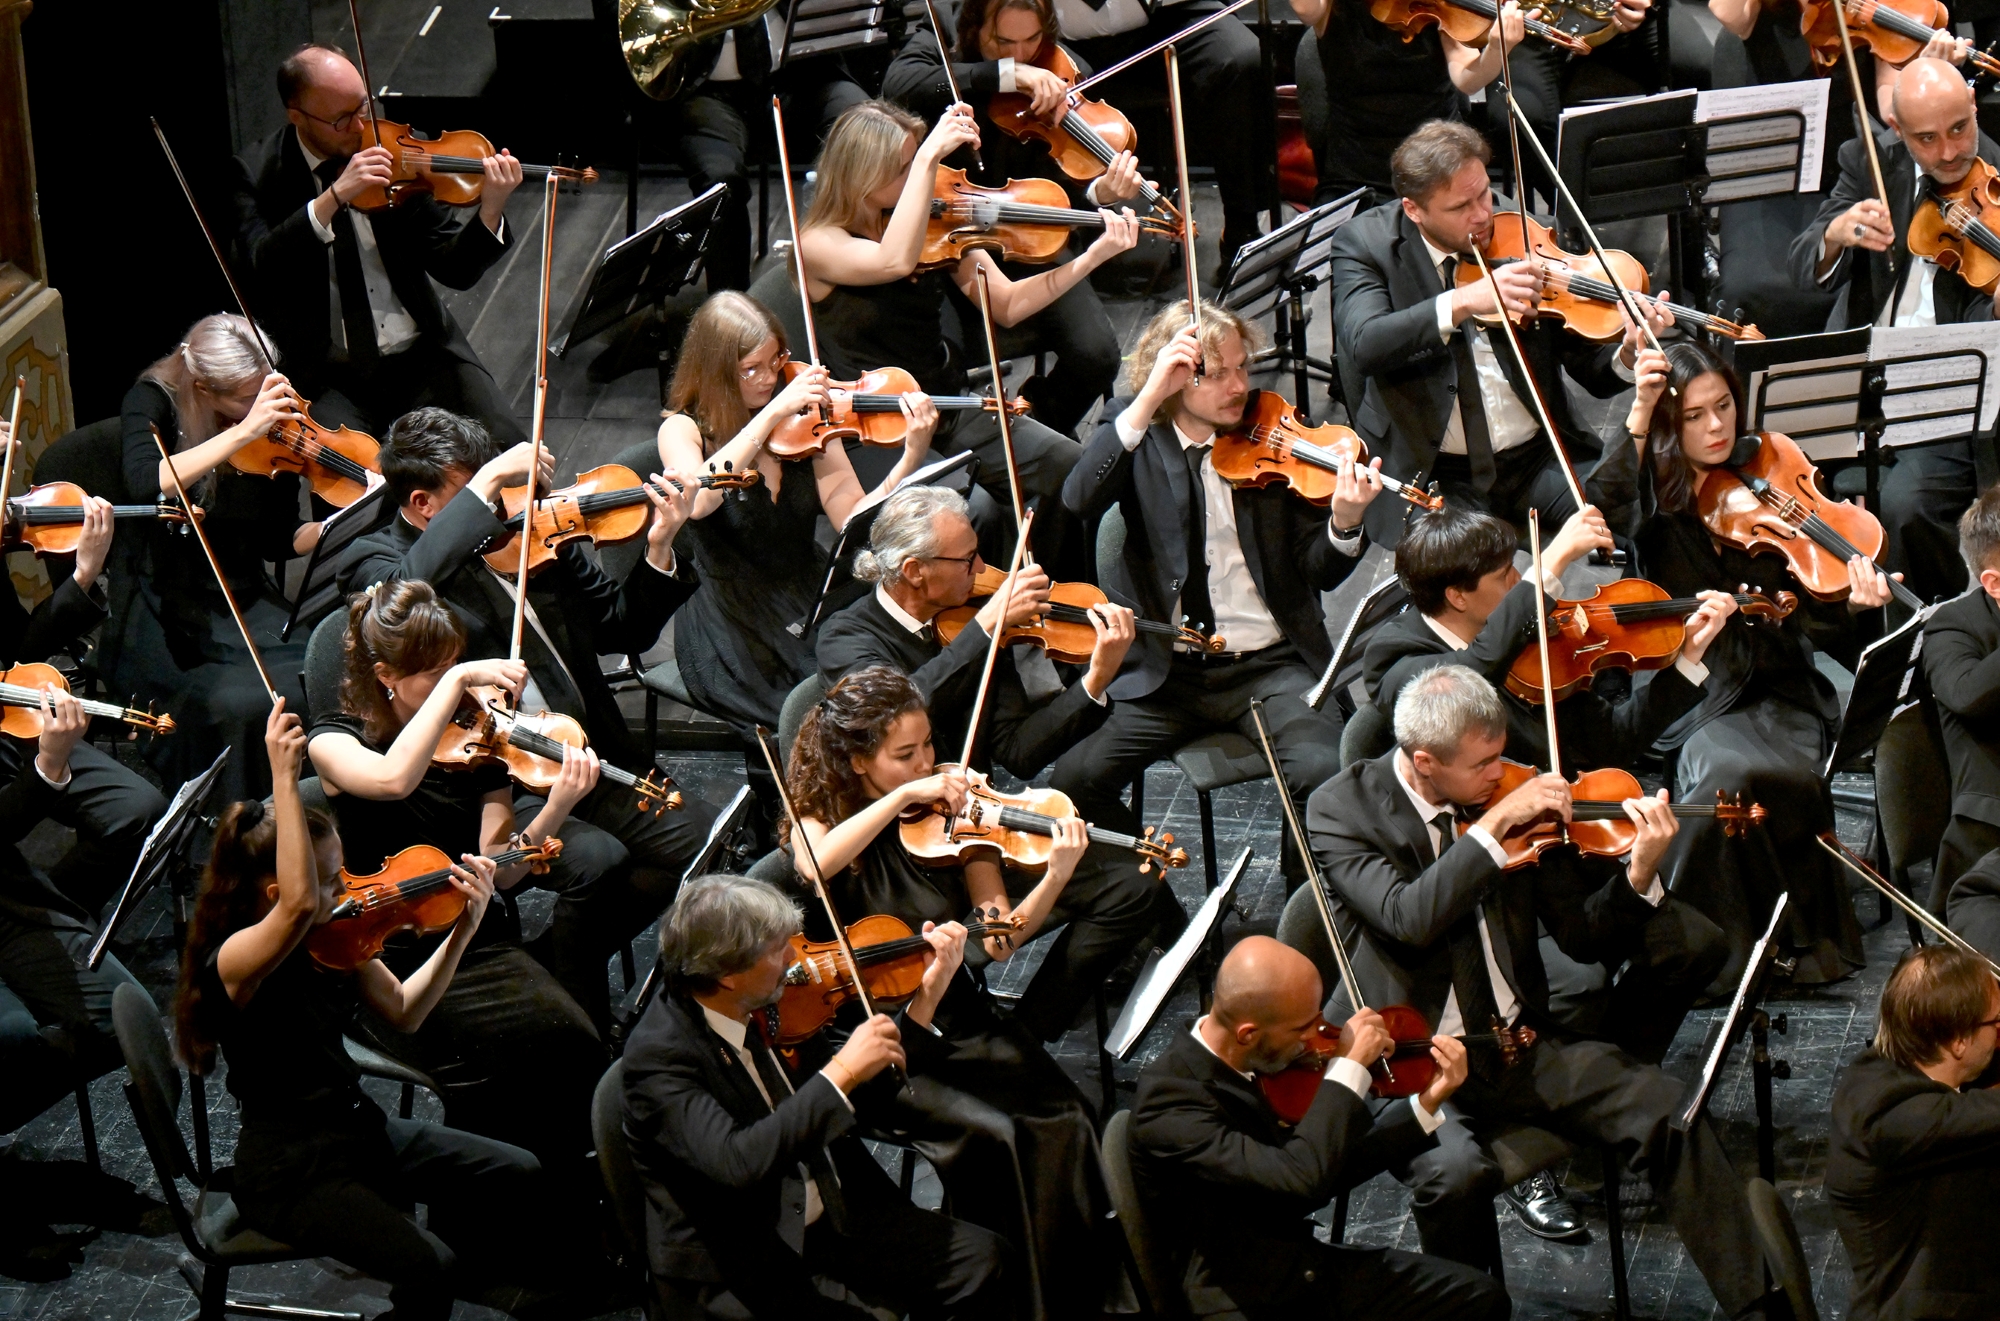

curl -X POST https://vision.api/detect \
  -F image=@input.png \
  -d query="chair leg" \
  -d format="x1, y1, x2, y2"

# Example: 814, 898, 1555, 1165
1130, 771, 1144, 825
621, 944, 638, 993
199, 1259, 230, 1321
1198, 789, 1219, 893
646, 688, 659, 762
399, 1082, 415, 1121
1094, 991, 1116, 1121
74, 1081, 100, 1171
189, 1070, 213, 1183
1603, 1146, 1632, 1321
900, 1147, 916, 1196
1331, 1188, 1350, 1244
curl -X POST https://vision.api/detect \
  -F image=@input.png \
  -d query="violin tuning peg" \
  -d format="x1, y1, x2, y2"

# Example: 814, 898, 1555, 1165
1139, 862, 1153, 875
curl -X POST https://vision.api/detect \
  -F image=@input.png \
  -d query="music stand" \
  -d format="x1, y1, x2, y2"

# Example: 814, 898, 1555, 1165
282, 480, 392, 641
790, 450, 979, 639
777, 0, 889, 62
86, 749, 231, 971
1218, 191, 1364, 418
551, 182, 726, 364
1105, 848, 1253, 1059
1673, 893, 1791, 1182
1823, 604, 1935, 777
1306, 575, 1410, 715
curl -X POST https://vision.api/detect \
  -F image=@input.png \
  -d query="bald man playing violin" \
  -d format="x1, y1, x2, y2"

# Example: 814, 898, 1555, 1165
1128, 935, 1507, 1321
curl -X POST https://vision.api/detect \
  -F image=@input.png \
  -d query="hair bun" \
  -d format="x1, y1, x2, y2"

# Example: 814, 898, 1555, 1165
237, 798, 267, 830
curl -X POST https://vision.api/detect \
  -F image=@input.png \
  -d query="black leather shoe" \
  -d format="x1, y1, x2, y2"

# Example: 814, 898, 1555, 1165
1506, 1171, 1586, 1241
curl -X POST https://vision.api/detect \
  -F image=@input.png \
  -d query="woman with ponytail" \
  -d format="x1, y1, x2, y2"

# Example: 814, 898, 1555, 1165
176, 699, 539, 1321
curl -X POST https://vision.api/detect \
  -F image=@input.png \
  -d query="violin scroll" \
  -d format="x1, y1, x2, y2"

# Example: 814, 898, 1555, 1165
1137, 825, 1190, 875
1714, 791, 1769, 839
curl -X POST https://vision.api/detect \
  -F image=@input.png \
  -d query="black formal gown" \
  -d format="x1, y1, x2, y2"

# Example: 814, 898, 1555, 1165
1308, 6, 1462, 203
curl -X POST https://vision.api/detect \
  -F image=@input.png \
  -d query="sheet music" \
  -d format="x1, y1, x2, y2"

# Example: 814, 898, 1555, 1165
1696, 79, 1831, 192
1105, 849, 1250, 1058
1872, 322, 2000, 439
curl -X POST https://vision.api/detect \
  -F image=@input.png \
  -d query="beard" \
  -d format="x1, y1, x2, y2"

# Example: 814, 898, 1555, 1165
1242, 1036, 1306, 1075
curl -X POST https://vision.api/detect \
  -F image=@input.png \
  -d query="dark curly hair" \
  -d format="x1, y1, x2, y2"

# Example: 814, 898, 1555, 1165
954, 0, 1057, 59
782, 666, 928, 850
339, 581, 467, 745
1644, 341, 1745, 517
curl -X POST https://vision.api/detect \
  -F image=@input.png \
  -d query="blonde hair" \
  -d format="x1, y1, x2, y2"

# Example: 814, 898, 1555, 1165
141, 313, 273, 448
1121, 300, 1265, 422
803, 100, 927, 237
665, 293, 786, 456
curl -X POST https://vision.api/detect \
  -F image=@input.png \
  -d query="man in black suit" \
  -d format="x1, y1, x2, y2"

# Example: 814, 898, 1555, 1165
1922, 484, 2000, 915
1129, 934, 1508, 1321
337, 407, 715, 1027
1791, 57, 2000, 602
1306, 665, 1780, 1316
817, 483, 1164, 1040
1328, 120, 1643, 544
231, 44, 526, 449
1827, 943, 2000, 1321
1051, 302, 1378, 861
623, 874, 1012, 1321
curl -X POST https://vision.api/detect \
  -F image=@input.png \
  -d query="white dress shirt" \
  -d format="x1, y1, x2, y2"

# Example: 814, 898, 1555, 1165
1190, 1017, 1446, 1134
1420, 232, 1542, 456
700, 1003, 851, 1227
298, 133, 424, 359
707, 10, 785, 81
1814, 174, 1940, 327
1053, 0, 1191, 41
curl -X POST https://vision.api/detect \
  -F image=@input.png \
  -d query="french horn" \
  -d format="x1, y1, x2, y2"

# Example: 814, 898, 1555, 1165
618, 0, 786, 100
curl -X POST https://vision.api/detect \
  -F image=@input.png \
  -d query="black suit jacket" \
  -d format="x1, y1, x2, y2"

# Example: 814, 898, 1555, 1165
1361, 578, 1703, 770
1923, 588, 2000, 831
1826, 1048, 2000, 1321
1328, 200, 1626, 543
815, 589, 1107, 779
1789, 129, 2000, 332
229, 127, 509, 382
1128, 1029, 1434, 1311
336, 487, 693, 765
1305, 750, 1662, 1029
1062, 398, 1367, 699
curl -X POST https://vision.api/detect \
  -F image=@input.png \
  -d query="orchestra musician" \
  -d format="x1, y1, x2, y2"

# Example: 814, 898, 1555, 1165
1919, 485, 2000, 914
881, 0, 1133, 434
621, 875, 1014, 1321
784, 665, 1116, 1316
816, 487, 1167, 1040
794, 98, 1139, 575
1327, 121, 1658, 542
1128, 935, 1509, 1321
230, 44, 527, 447
658, 291, 935, 741
335, 408, 714, 1028
1305, 666, 1783, 1318
1827, 943, 2000, 1321
176, 703, 549, 1321
1792, 57, 2000, 601
115, 313, 314, 803
304, 582, 611, 1245
1049, 302, 1375, 880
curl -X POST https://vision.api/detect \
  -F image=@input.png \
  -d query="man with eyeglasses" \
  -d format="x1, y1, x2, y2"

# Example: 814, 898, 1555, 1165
230, 42, 528, 454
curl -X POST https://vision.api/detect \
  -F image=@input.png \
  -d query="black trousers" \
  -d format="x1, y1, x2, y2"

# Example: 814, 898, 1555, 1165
798, 1195, 1015, 1321
1537, 901, 1730, 1067
1263, 1241, 1512, 1321
671, 73, 868, 293
310, 337, 527, 450
0, 740, 167, 918
0, 914, 141, 1133
1429, 441, 1582, 535
1396, 1036, 1765, 1316
1002, 842, 1164, 1040
990, 259, 1121, 437
259, 1116, 544, 1321
1936, 815, 2000, 915
1947, 845, 2000, 962
1879, 440, 1975, 605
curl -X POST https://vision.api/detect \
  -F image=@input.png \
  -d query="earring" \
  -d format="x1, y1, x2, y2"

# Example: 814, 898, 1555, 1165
384, 686, 395, 701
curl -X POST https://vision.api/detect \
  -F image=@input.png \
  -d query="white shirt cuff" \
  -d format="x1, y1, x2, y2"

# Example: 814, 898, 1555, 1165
1612, 352, 1636, 383
1329, 522, 1364, 555
819, 1069, 857, 1111
487, 215, 507, 242
1815, 237, 1841, 287
1673, 655, 1709, 687
1115, 410, 1148, 451
307, 199, 336, 245
1464, 823, 1507, 869
1324, 1055, 1372, 1100
1634, 874, 1666, 907
1435, 291, 1457, 340
1083, 680, 1109, 707
35, 760, 70, 791
997, 57, 1016, 93
1410, 1095, 1448, 1134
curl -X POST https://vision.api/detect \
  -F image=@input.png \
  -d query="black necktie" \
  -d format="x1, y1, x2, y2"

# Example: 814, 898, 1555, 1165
1440, 257, 1496, 491
1181, 443, 1216, 639
746, 1038, 848, 1232
736, 15, 772, 81
316, 160, 380, 366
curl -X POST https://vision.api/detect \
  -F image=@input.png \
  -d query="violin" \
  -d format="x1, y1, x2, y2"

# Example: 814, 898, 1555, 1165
307, 837, 561, 970
1461, 213, 1766, 342
1369, 0, 1594, 55
350, 119, 598, 211
1504, 580, 1799, 704
432, 685, 683, 814
0, 662, 174, 738
1698, 431, 1926, 611
1473, 760, 1767, 871
772, 908, 1028, 1045
480, 462, 761, 575
1800, 0, 2000, 77
1217, 391, 1444, 513
1907, 156, 2000, 295
935, 564, 1224, 659
921, 168, 1180, 270
2, 483, 196, 555
986, 42, 1172, 216
228, 403, 382, 509
765, 359, 1030, 458
1258, 1010, 1538, 1121
899, 764, 1190, 874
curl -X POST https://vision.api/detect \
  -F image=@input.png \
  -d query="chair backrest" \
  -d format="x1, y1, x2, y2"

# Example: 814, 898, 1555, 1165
297, 774, 331, 816
1101, 1109, 1180, 1318
1275, 883, 1342, 1004
592, 1057, 652, 1269
1746, 1176, 1820, 1321
1338, 701, 1393, 769
748, 262, 811, 357
1097, 504, 1127, 583
747, 846, 797, 885
776, 673, 827, 773
1876, 699, 1951, 874
112, 982, 198, 1194
303, 608, 351, 727
37, 416, 130, 500
1291, 29, 1330, 166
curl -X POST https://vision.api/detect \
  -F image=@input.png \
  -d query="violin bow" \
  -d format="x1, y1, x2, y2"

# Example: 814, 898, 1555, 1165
0, 378, 21, 524
770, 98, 837, 430
1467, 244, 1588, 514
971, 264, 1028, 538
346, 0, 381, 148
1165, 45, 1203, 370
1525, 510, 1564, 782
956, 509, 1034, 774
919, 0, 985, 173
1830, 0, 1897, 283
1816, 833, 2000, 979
510, 169, 560, 663
147, 425, 278, 703
151, 119, 281, 376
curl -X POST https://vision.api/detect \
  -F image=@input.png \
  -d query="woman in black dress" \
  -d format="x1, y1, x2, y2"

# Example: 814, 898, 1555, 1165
175, 701, 543, 1321
113, 312, 315, 801
1604, 341, 1889, 988
304, 581, 610, 1258
785, 664, 1111, 1321
658, 291, 936, 738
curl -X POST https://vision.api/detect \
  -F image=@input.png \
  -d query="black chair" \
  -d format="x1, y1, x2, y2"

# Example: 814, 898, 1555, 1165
301, 609, 348, 727
1100, 1108, 1184, 1319
1874, 699, 1950, 934
111, 983, 365, 1321
776, 672, 827, 772
590, 1059, 650, 1278
1337, 702, 1393, 769
35, 416, 129, 500
1746, 1176, 1820, 1321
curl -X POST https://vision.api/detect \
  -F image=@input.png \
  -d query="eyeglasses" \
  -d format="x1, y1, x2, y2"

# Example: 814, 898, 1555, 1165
925, 552, 979, 570
739, 351, 791, 382
296, 101, 372, 133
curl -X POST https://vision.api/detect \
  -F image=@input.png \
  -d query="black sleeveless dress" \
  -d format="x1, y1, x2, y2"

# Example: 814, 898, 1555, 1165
1311, 5, 1463, 200
813, 270, 961, 397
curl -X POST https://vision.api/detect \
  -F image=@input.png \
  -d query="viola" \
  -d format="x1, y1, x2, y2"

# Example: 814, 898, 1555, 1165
921, 168, 1180, 271
1217, 391, 1444, 513
765, 360, 1030, 458
307, 838, 561, 970
1698, 430, 1926, 611
1461, 213, 1765, 342
480, 462, 761, 575
986, 41, 1173, 216
899, 765, 1189, 875
350, 119, 598, 212
1257, 1009, 1538, 1121
229, 404, 382, 509
772, 908, 1028, 1045
935, 564, 1224, 660
432, 685, 683, 814
1504, 579, 1799, 704
1800, 0, 2000, 77
0, 662, 174, 738
1, 483, 196, 556
1473, 760, 1766, 872
1369, 0, 1594, 54
1908, 156, 2000, 295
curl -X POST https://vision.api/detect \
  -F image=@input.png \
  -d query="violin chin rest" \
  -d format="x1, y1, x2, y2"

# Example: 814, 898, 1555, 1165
1729, 433, 1764, 467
